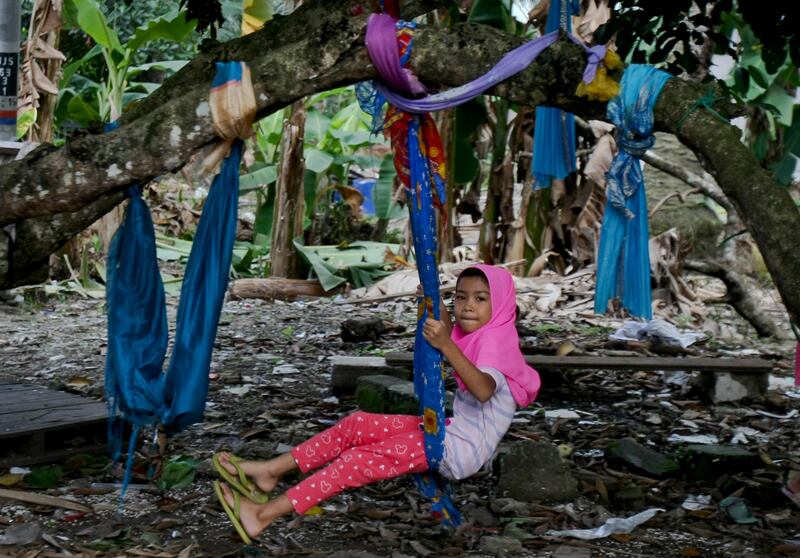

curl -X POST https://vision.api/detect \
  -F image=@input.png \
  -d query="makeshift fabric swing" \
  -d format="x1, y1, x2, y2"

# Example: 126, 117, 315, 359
105, 61, 254, 498
359, 8, 607, 526
593, 64, 672, 319
531, 0, 579, 190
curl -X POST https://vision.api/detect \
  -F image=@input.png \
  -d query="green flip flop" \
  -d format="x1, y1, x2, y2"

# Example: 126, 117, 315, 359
212, 453, 270, 504
213, 480, 253, 545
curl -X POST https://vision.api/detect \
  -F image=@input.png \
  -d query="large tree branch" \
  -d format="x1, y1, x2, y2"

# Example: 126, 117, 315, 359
685, 259, 781, 338
0, 0, 798, 328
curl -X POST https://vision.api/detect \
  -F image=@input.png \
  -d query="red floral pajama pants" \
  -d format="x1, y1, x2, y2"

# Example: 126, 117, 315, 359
287, 411, 429, 514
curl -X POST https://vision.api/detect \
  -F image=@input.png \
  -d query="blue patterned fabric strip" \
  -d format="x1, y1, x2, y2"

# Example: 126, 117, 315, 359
407, 117, 461, 527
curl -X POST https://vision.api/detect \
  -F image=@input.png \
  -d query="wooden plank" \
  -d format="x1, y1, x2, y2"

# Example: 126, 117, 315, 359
0, 394, 105, 415
0, 443, 108, 469
0, 405, 107, 438
0, 387, 85, 401
384, 352, 772, 374
0, 384, 42, 392
0, 488, 93, 512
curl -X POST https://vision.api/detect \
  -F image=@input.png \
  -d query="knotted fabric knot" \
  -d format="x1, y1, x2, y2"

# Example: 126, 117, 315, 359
582, 44, 606, 84
125, 185, 143, 199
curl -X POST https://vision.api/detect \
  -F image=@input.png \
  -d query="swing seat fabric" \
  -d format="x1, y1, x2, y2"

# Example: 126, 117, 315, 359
105, 62, 249, 495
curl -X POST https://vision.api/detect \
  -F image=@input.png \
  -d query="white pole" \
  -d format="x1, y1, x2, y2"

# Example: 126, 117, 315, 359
0, 0, 21, 141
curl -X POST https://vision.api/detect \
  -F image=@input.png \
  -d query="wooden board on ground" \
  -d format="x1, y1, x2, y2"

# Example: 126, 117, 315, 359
0, 383, 108, 468
383, 352, 773, 375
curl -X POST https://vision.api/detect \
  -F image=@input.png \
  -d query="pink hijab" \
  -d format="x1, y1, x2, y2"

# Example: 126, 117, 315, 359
450, 264, 541, 407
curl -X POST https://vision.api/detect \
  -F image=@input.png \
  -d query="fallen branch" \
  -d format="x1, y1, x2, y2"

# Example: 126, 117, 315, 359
640, 150, 733, 213
0, 488, 92, 513
685, 259, 782, 338
648, 188, 701, 219
229, 277, 331, 300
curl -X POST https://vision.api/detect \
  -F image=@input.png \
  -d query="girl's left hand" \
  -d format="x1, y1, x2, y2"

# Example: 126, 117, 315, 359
422, 318, 450, 350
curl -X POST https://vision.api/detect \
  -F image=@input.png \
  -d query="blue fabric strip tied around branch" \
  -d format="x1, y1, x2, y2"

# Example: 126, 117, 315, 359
532, 0, 579, 190
105, 62, 247, 500
594, 64, 672, 320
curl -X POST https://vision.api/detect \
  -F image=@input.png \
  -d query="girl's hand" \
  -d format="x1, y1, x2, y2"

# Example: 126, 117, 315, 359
422, 318, 451, 350
415, 284, 423, 298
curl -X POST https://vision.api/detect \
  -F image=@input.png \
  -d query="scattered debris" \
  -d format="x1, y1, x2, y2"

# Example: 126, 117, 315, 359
0, 270, 796, 556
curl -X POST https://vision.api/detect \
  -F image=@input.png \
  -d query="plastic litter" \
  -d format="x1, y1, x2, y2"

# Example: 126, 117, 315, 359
610, 319, 705, 348
667, 434, 719, 444
546, 508, 665, 540
720, 496, 758, 524
682, 494, 712, 511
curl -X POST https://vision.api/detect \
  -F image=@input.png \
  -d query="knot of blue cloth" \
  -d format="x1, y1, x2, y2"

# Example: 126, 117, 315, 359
604, 65, 671, 219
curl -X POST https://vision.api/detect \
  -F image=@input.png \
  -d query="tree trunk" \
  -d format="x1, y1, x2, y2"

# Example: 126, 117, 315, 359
269, 100, 306, 278
0, 0, 797, 327
479, 98, 514, 264
438, 108, 455, 263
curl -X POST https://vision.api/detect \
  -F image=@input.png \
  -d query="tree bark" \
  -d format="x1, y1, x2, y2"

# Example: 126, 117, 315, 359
269, 101, 306, 278
0, 0, 797, 327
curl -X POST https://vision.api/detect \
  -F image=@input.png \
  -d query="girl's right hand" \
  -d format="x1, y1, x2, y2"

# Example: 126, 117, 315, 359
415, 284, 423, 298
422, 318, 451, 350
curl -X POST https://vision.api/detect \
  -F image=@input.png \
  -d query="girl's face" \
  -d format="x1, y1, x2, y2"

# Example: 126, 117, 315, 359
453, 276, 492, 333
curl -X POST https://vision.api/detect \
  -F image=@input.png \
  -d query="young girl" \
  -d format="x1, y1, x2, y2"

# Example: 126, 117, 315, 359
213, 264, 540, 543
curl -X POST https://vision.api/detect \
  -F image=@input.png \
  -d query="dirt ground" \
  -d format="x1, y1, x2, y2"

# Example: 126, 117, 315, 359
0, 291, 799, 558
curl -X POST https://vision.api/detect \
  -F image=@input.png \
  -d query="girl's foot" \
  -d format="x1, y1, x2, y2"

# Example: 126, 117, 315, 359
217, 451, 281, 494
219, 483, 294, 539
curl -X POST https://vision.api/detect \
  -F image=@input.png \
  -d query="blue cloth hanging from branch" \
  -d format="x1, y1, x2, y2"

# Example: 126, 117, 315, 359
531, 0, 580, 190
594, 64, 671, 319
105, 62, 249, 498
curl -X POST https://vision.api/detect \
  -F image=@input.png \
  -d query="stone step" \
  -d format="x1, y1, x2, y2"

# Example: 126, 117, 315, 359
355, 375, 420, 415
330, 356, 411, 396
355, 375, 453, 416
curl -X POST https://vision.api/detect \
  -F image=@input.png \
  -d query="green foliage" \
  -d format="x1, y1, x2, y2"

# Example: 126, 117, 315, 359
374, 154, 398, 220
26, 465, 65, 488
293, 240, 404, 291
58, 0, 196, 129
719, 12, 798, 184
244, 85, 392, 267
156, 455, 200, 489
595, 1, 797, 76
596, 2, 797, 185
453, 98, 488, 184
469, 0, 515, 33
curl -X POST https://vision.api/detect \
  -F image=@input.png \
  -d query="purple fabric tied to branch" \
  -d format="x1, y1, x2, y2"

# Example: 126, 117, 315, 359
368, 22, 604, 114
366, 14, 427, 96
583, 45, 606, 83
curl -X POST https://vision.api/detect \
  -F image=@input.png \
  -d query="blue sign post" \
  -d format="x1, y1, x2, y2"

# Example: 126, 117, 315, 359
0, 0, 21, 141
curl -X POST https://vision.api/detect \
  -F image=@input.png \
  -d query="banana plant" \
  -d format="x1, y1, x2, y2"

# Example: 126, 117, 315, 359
241, 86, 395, 252
57, 0, 195, 127
721, 12, 799, 186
